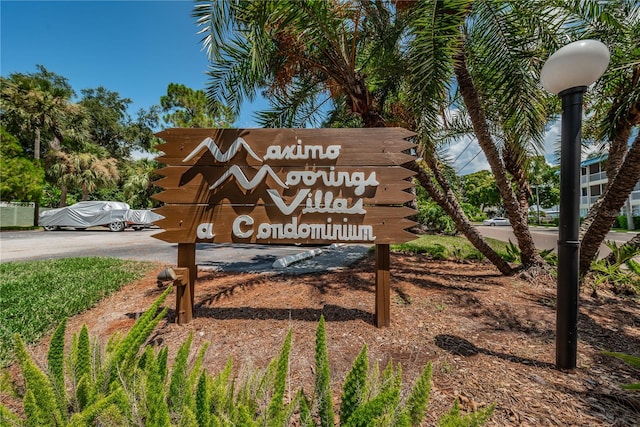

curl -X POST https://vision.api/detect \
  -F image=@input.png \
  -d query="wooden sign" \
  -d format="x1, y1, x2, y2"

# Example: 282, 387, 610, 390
152, 128, 417, 245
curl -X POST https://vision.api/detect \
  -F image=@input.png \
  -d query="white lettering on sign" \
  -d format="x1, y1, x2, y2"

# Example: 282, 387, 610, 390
172, 132, 409, 243
232, 215, 254, 238
267, 189, 311, 215
254, 216, 375, 241
184, 137, 262, 163
303, 190, 366, 214
285, 168, 378, 196
264, 140, 341, 160
210, 165, 288, 191
267, 189, 366, 215
196, 223, 215, 239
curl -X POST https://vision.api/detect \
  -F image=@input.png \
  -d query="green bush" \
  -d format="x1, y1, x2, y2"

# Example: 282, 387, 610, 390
615, 215, 640, 230
2, 293, 495, 426
590, 241, 640, 295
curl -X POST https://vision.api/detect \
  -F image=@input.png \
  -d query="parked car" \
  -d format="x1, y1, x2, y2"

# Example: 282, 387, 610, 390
482, 216, 511, 226
39, 201, 162, 232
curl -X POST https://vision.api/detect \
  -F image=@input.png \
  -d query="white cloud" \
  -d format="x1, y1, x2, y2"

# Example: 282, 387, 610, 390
445, 136, 490, 176
542, 120, 561, 165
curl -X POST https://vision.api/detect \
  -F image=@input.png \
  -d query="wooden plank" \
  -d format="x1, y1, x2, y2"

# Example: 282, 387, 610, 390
176, 244, 196, 324
154, 165, 416, 187
152, 185, 416, 206
151, 205, 416, 244
375, 244, 391, 328
152, 165, 415, 206
155, 128, 416, 167
172, 266, 192, 325
156, 127, 417, 147
157, 151, 416, 167
153, 225, 416, 245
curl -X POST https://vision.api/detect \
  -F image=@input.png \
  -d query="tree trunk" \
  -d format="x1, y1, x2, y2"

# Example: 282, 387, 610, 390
453, 49, 545, 270
580, 100, 638, 239
32, 127, 41, 227
59, 185, 68, 208
408, 160, 514, 275
82, 183, 89, 201
579, 133, 640, 276
34, 127, 41, 161
503, 145, 532, 214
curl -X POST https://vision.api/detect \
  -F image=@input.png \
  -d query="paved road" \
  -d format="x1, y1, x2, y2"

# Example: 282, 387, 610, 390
0, 228, 370, 274
2, 226, 635, 272
477, 225, 636, 258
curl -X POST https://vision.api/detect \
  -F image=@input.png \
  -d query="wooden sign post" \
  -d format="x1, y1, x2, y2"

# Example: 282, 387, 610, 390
152, 128, 416, 327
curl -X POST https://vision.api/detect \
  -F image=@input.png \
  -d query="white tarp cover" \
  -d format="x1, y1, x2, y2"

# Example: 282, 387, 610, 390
39, 201, 135, 228
124, 209, 164, 225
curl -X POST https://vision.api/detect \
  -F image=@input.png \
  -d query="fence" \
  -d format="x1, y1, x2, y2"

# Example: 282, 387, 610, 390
0, 202, 47, 227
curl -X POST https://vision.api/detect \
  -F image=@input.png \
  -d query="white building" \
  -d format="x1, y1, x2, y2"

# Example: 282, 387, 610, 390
580, 155, 640, 218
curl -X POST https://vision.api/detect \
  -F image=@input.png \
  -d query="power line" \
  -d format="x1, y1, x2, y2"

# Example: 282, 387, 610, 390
456, 149, 482, 174
452, 138, 474, 163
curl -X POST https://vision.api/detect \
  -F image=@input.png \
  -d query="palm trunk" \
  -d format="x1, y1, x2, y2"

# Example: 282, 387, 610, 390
503, 146, 532, 214
82, 183, 89, 201
59, 185, 68, 208
580, 111, 636, 239
408, 160, 514, 275
453, 49, 545, 270
579, 133, 640, 276
34, 127, 41, 161
32, 127, 41, 227
343, 52, 511, 274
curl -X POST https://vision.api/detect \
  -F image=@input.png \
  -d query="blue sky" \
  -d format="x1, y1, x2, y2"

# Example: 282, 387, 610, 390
1, 0, 262, 127
1, 0, 560, 173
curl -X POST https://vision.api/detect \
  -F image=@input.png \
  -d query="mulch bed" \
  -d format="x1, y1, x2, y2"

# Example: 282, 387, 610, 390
3, 252, 640, 425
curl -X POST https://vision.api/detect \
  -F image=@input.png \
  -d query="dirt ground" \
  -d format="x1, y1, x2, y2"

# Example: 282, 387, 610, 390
7, 252, 640, 426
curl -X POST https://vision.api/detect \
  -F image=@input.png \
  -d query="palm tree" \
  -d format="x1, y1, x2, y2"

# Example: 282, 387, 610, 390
0, 66, 85, 225
560, 0, 640, 275
122, 158, 159, 208
194, 0, 516, 274
71, 153, 120, 201
0, 66, 82, 160
46, 150, 76, 207
194, 0, 405, 128
403, 0, 573, 272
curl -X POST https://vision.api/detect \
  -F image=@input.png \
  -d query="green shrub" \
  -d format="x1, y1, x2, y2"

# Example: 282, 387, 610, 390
2, 295, 494, 426
590, 241, 640, 295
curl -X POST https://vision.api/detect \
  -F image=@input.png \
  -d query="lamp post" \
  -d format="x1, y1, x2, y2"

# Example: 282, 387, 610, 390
540, 40, 609, 370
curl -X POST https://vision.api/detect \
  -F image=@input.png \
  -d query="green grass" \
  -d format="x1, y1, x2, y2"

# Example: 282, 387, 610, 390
392, 234, 511, 260
0, 257, 155, 367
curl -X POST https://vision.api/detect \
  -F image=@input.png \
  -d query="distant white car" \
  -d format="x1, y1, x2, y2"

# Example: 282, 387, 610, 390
39, 201, 162, 232
483, 217, 511, 226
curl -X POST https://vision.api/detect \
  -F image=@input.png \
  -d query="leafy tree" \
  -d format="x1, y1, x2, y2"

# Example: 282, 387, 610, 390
461, 170, 501, 213
71, 152, 120, 201
44, 150, 76, 207
79, 87, 142, 159
0, 66, 85, 225
121, 158, 161, 209
160, 83, 233, 128
0, 127, 44, 202
0, 65, 82, 160
127, 105, 162, 152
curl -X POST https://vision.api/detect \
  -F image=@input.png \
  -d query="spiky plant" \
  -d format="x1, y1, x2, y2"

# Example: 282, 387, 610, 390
315, 315, 335, 427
